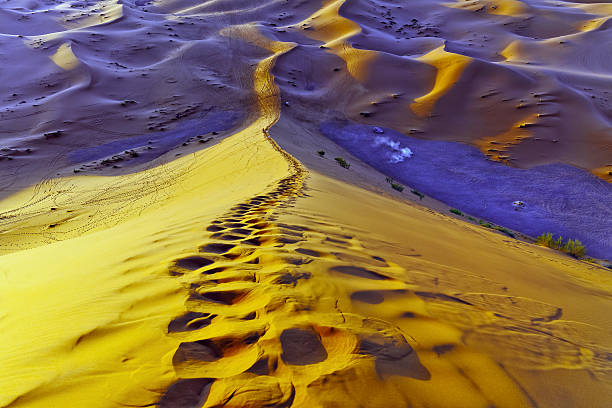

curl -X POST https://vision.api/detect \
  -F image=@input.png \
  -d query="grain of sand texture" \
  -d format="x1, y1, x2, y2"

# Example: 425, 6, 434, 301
0, 0, 611, 407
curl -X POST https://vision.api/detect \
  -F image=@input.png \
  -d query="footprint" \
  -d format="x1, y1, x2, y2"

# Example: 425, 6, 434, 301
330, 265, 390, 280
358, 333, 430, 380
247, 356, 271, 375
210, 233, 244, 241
274, 272, 311, 286
223, 222, 247, 228
280, 328, 328, 365
192, 289, 249, 305
173, 340, 222, 364
168, 311, 216, 333
173, 256, 215, 271
201, 266, 226, 275
228, 228, 253, 235
158, 378, 212, 408
200, 243, 235, 254
295, 248, 320, 257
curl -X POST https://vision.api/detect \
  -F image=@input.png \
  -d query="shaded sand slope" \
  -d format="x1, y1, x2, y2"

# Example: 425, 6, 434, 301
266, 0, 612, 258
319, 120, 612, 259
0, 0, 322, 197
266, 0, 612, 180
0, 0, 611, 408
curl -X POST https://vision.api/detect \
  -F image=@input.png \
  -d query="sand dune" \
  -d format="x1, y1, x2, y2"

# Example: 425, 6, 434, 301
0, 0, 611, 407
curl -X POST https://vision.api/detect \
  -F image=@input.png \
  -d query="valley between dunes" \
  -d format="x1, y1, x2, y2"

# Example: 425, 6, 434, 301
1, 0, 611, 407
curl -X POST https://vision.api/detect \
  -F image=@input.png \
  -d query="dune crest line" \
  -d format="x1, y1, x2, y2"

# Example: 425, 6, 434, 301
156, 27, 541, 408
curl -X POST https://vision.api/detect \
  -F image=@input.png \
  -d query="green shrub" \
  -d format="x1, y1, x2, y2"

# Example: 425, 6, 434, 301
391, 182, 404, 192
411, 189, 424, 200
494, 226, 515, 238
334, 157, 350, 169
449, 208, 463, 216
563, 239, 586, 258
536, 232, 554, 247
478, 220, 511, 235
536, 233, 587, 258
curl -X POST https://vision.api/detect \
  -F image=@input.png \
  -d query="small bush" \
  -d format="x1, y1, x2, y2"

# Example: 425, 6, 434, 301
478, 220, 513, 236
391, 182, 404, 192
536, 233, 587, 258
536, 232, 554, 248
383, 176, 404, 192
318, 150, 325, 157
450, 208, 463, 216
411, 189, 424, 200
334, 157, 350, 169
563, 239, 586, 258
494, 226, 515, 238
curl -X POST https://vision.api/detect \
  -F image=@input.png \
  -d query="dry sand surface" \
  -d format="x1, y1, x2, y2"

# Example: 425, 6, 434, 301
0, 0, 611, 407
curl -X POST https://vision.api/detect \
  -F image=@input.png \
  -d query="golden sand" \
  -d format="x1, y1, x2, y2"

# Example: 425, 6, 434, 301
1, 1, 611, 407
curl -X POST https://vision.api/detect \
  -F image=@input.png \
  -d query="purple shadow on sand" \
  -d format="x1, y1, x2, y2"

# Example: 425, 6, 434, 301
70, 109, 240, 166
320, 120, 612, 260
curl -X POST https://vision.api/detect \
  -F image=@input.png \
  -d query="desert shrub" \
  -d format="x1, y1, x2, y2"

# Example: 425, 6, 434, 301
536, 232, 554, 247
479, 220, 493, 228
384, 177, 404, 192
450, 208, 463, 216
477, 220, 514, 236
563, 239, 586, 258
334, 157, 350, 169
318, 150, 325, 157
536, 233, 587, 258
537, 233, 564, 249
494, 226, 515, 238
391, 182, 404, 192
411, 189, 424, 200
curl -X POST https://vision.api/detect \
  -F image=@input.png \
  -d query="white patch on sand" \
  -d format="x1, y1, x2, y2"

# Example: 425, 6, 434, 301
374, 136, 413, 163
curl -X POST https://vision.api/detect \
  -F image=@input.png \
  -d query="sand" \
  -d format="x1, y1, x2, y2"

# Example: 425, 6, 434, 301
0, 0, 611, 407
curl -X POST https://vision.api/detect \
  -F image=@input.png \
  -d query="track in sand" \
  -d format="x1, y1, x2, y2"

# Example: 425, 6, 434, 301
1, 1, 612, 407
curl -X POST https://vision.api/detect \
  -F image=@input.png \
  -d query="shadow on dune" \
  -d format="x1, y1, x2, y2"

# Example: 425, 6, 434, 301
69, 109, 241, 166
321, 120, 612, 259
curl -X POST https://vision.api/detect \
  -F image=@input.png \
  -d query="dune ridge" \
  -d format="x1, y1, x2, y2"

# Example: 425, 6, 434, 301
0, 0, 611, 407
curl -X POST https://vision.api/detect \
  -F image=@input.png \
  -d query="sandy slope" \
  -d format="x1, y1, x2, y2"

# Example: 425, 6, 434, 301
1, 0, 612, 407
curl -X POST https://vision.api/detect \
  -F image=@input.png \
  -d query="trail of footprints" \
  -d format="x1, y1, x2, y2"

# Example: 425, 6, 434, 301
158, 140, 611, 407
157, 141, 434, 406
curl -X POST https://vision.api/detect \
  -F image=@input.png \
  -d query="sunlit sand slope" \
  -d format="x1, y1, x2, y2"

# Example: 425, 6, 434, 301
0, 0, 611, 407
152, 153, 612, 407
0, 23, 294, 407
0, 119, 292, 407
